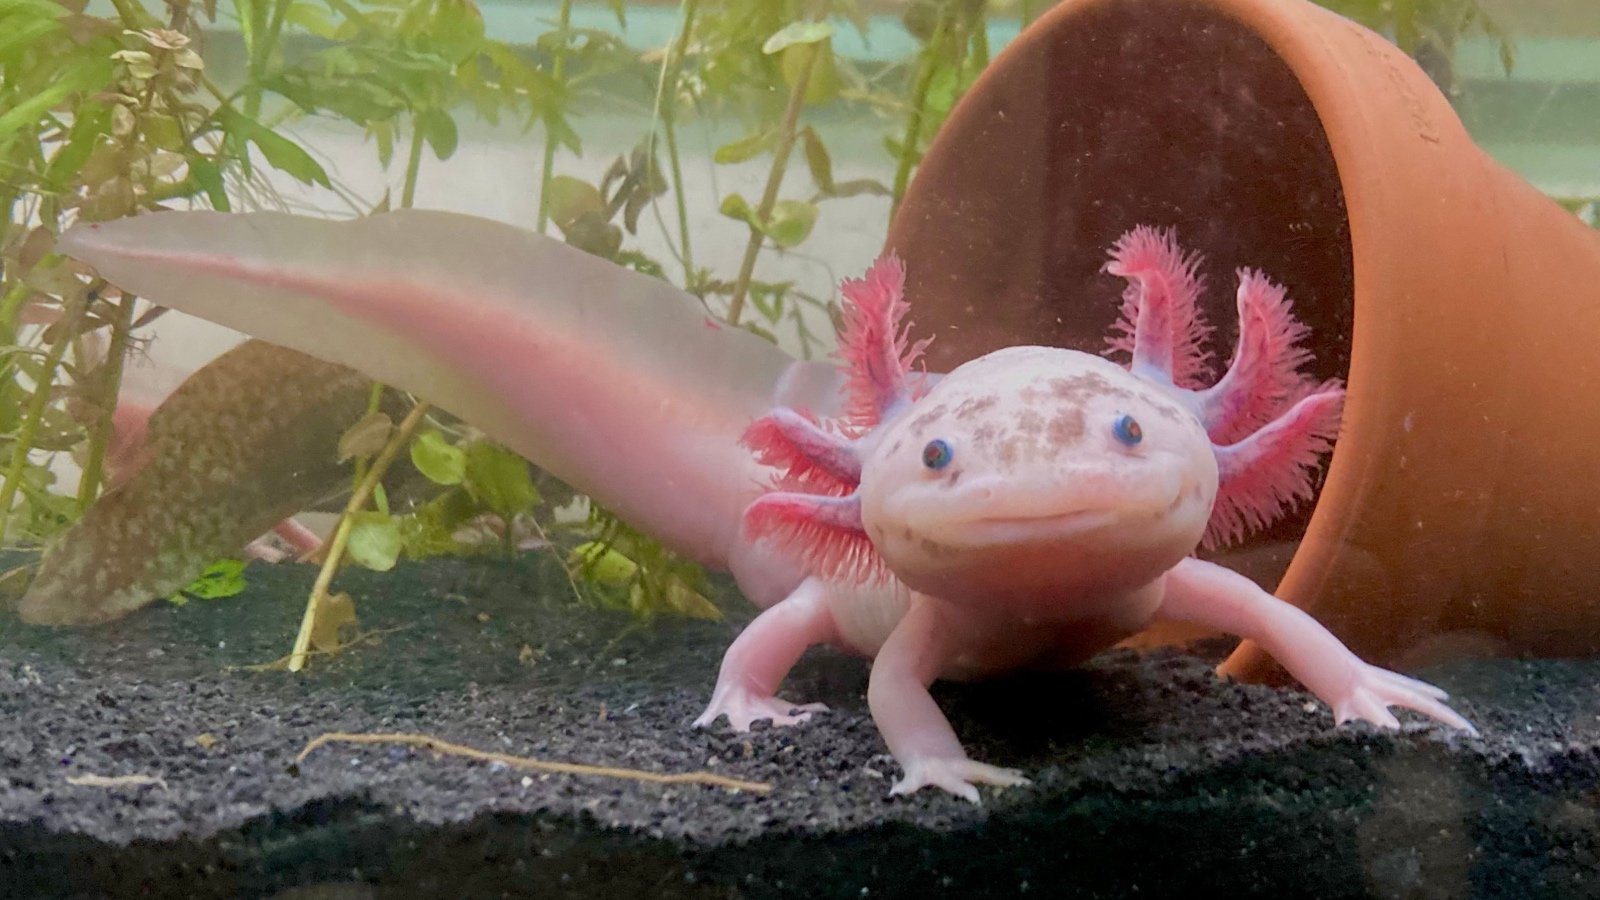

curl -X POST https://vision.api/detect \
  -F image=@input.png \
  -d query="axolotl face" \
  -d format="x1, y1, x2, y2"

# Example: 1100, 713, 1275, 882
856, 347, 1218, 618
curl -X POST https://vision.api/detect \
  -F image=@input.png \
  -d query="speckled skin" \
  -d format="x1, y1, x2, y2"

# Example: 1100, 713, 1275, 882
702, 344, 1473, 802
54, 211, 1475, 804
859, 349, 1215, 614
18, 341, 373, 624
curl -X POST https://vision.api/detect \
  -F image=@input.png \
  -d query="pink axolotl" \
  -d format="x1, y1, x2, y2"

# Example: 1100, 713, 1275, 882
58, 211, 1473, 801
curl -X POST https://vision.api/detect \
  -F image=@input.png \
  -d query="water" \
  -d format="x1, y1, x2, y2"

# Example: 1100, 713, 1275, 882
3, 0, 1599, 896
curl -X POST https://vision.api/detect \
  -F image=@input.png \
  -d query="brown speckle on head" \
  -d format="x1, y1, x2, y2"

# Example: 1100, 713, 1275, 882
996, 434, 1023, 469
944, 468, 962, 486
1047, 407, 1087, 446
1149, 398, 1190, 424
955, 395, 999, 420
1048, 372, 1111, 402
908, 403, 950, 436
970, 422, 1000, 449
1015, 409, 1046, 436
919, 537, 957, 560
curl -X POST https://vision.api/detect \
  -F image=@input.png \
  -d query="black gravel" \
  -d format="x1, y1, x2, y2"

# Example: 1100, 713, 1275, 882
0, 551, 1596, 900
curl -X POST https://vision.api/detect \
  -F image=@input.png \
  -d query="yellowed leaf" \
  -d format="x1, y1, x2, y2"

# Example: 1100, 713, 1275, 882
309, 591, 357, 653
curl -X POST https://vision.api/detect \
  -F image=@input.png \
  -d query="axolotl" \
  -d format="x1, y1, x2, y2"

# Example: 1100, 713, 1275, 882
58, 211, 1474, 801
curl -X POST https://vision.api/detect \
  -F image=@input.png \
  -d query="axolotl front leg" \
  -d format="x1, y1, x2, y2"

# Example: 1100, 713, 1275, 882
1155, 558, 1475, 733
693, 576, 840, 730
862, 563, 1474, 803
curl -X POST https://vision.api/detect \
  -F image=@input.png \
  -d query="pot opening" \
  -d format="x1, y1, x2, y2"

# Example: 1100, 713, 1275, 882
889, 0, 1355, 588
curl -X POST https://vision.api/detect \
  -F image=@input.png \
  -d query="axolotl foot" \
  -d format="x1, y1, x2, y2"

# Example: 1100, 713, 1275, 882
693, 683, 828, 732
890, 756, 1031, 804
1330, 662, 1479, 736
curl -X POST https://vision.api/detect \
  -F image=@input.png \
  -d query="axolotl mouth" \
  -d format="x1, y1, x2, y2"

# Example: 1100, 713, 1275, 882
958, 507, 1122, 545
900, 466, 1197, 550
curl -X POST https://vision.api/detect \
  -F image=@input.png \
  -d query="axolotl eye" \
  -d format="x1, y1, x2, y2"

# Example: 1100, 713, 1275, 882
1112, 414, 1143, 447
921, 438, 953, 470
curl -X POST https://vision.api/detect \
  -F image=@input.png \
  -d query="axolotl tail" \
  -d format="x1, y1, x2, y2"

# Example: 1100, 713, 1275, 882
59, 210, 841, 569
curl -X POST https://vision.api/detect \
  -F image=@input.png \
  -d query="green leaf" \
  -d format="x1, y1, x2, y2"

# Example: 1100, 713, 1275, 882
799, 126, 833, 193
347, 511, 402, 571
218, 107, 332, 188
285, 0, 341, 39
431, 0, 486, 62
545, 175, 605, 230
43, 101, 110, 189
0, 56, 114, 155
570, 541, 638, 585
718, 192, 755, 225
781, 38, 840, 105
338, 410, 394, 462
176, 558, 249, 601
464, 441, 539, 520
0, 0, 68, 16
763, 20, 833, 55
410, 429, 466, 485
764, 200, 818, 248
417, 107, 459, 160
186, 154, 231, 210
370, 118, 396, 168
0, 15, 58, 62
713, 129, 776, 165
543, 110, 582, 155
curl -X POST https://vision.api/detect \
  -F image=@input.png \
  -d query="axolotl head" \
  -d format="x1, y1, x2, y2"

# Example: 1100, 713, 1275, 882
855, 346, 1218, 616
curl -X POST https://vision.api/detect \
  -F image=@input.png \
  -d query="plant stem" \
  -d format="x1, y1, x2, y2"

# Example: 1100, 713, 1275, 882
654, 0, 699, 284
0, 296, 85, 539
890, 12, 949, 220
293, 138, 425, 670
400, 116, 427, 209
288, 398, 432, 673
75, 291, 137, 511
534, 0, 575, 234
724, 33, 825, 327
0, 278, 29, 345
242, 0, 294, 121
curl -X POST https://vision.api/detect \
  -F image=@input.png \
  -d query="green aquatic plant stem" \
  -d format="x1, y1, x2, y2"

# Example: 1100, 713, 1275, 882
723, 31, 826, 327
75, 290, 137, 512
653, 0, 700, 285
649, 0, 700, 283
241, 0, 295, 120
400, 118, 427, 209
890, 10, 950, 221
535, 0, 576, 234
0, 278, 28, 344
289, 398, 433, 673
0, 296, 85, 539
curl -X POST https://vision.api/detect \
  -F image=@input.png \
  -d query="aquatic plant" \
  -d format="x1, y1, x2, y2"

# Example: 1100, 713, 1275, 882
0, 0, 1538, 665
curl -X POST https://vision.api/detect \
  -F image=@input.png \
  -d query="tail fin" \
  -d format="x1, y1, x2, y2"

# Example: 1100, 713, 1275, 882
59, 210, 809, 566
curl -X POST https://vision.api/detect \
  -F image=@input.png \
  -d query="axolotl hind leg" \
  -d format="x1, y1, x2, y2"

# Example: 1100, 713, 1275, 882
694, 576, 838, 731
1156, 557, 1476, 734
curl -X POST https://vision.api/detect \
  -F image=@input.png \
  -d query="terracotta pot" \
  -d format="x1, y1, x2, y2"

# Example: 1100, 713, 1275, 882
884, 0, 1600, 680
